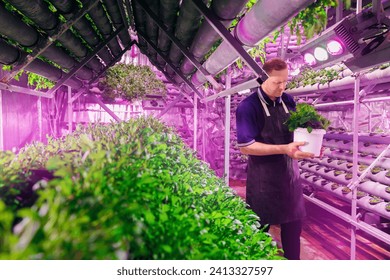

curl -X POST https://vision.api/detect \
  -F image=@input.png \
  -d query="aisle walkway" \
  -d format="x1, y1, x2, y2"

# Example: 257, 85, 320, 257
229, 179, 390, 260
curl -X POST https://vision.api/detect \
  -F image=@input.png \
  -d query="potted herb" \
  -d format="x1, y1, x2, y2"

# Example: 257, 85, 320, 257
285, 103, 330, 156
342, 187, 352, 195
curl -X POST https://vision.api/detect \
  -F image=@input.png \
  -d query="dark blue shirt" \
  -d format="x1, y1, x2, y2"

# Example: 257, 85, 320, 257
236, 87, 296, 147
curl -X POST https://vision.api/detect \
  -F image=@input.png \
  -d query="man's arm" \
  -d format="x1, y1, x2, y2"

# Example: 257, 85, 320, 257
239, 141, 314, 160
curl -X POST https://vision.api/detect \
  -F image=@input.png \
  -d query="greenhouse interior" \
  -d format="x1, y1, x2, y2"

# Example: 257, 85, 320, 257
0, 0, 390, 260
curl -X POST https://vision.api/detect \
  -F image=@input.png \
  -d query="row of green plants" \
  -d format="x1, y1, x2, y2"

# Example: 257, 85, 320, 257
287, 67, 343, 89
0, 117, 281, 259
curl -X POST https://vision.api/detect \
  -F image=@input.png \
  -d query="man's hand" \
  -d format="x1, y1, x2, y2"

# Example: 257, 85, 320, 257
285, 142, 315, 159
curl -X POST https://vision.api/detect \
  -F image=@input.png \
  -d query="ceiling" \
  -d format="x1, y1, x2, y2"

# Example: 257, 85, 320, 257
0, 0, 383, 103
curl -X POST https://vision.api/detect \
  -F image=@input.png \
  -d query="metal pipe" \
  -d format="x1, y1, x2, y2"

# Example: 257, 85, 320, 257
0, 82, 52, 98
204, 78, 258, 102
90, 95, 121, 122
287, 67, 390, 96
0, 89, 3, 150
156, 0, 180, 66
166, 0, 207, 76
304, 195, 390, 245
133, 0, 220, 89
37, 95, 42, 142
157, 94, 184, 118
192, 0, 267, 82
315, 95, 390, 108
179, 0, 247, 77
224, 68, 231, 184
350, 75, 360, 260
193, 94, 198, 151
68, 86, 73, 134
190, 0, 315, 87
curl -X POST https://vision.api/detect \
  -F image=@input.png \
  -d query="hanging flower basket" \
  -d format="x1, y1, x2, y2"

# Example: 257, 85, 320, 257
100, 63, 166, 102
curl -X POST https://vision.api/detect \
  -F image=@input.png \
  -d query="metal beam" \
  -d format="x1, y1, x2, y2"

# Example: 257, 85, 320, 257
137, 30, 204, 100
204, 78, 258, 102
304, 195, 390, 246
90, 95, 121, 122
191, 0, 268, 83
47, 26, 125, 95
116, 0, 130, 29
193, 94, 198, 151
157, 94, 184, 118
89, 40, 135, 85
1, 0, 101, 83
68, 86, 73, 133
0, 89, 3, 150
70, 91, 85, 104
133, 0, 221, 90
224, 68, 231, 185
0, 82, 52, 98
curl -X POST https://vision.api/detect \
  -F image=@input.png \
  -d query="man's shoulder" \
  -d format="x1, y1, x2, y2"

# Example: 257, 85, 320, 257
282, 92, 296, 106
237, 92, 258, 112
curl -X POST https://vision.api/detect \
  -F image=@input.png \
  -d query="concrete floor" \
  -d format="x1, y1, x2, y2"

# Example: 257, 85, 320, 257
229, 179, 390, 260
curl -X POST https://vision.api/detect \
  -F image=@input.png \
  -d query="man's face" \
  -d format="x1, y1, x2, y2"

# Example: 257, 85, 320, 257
264, 68, 289, 100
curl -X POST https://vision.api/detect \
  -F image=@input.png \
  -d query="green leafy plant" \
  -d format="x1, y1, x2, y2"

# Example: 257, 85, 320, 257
341, 187, 351, 194
285, 103, 331, 132
0, 117, 282, 260
369, 196, 382, 205
1, 65, 55, 90
101, 63, 166, 102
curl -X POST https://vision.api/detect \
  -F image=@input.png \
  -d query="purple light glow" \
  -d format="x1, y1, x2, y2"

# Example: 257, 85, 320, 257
314, 47, 329, 61
327, 40, 344, 55
304, 53, 316, 66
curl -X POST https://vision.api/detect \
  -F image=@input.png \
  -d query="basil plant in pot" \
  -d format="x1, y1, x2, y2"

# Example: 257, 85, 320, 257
285, 103, 331, 156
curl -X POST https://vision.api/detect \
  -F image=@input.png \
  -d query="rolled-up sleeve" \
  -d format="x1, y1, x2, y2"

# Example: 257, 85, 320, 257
236, 101, 258, 147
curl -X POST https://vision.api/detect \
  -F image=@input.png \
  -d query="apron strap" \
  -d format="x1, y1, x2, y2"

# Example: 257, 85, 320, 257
260, 99, 271, 117
281, 99, 290, 114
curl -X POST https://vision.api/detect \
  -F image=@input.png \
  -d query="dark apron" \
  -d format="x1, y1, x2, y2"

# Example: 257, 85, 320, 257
246, 95, 306, 225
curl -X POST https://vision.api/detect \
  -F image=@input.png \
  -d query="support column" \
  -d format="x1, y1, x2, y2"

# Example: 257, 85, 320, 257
0, 89, 3, 150
350, 74, 360, 260
193, 94, 198, 152
37, 95, 42, 142
224, 69, 232, 184
68, 86, 73, 133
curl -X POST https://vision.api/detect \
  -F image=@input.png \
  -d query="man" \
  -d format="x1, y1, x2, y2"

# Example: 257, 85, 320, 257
236, 58, 314, 260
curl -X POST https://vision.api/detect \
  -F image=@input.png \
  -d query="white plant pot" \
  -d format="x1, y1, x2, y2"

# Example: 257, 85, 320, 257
293, 127, 326, 156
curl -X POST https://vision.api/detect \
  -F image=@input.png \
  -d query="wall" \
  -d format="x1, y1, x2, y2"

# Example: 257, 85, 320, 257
0, 71, 52, 151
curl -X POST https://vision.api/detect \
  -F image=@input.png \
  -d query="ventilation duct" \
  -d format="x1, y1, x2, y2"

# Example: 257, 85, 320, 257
6, 0, 103, 73
103, 0, 132, 47
166, 0, 207, 76
0, 38, 82, 89
176, 0, 247, 83
132, 2, 148, 54
156, 0, 180, 66
144, 0, 160, 62
79, 0, 122, 58
0, 2, 93, 80
49, 0, 114, 66
0, 38, 20, 65
190, 0, 315, 87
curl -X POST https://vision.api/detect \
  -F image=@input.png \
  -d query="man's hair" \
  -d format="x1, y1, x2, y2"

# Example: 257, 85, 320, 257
262, 58, 288, 74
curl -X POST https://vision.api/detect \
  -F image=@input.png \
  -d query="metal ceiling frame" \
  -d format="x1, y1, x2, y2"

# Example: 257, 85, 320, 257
1, 0, 101, 83
133, 0, 221, 90
46, 26, 126, 96
137, 30, 204, 100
